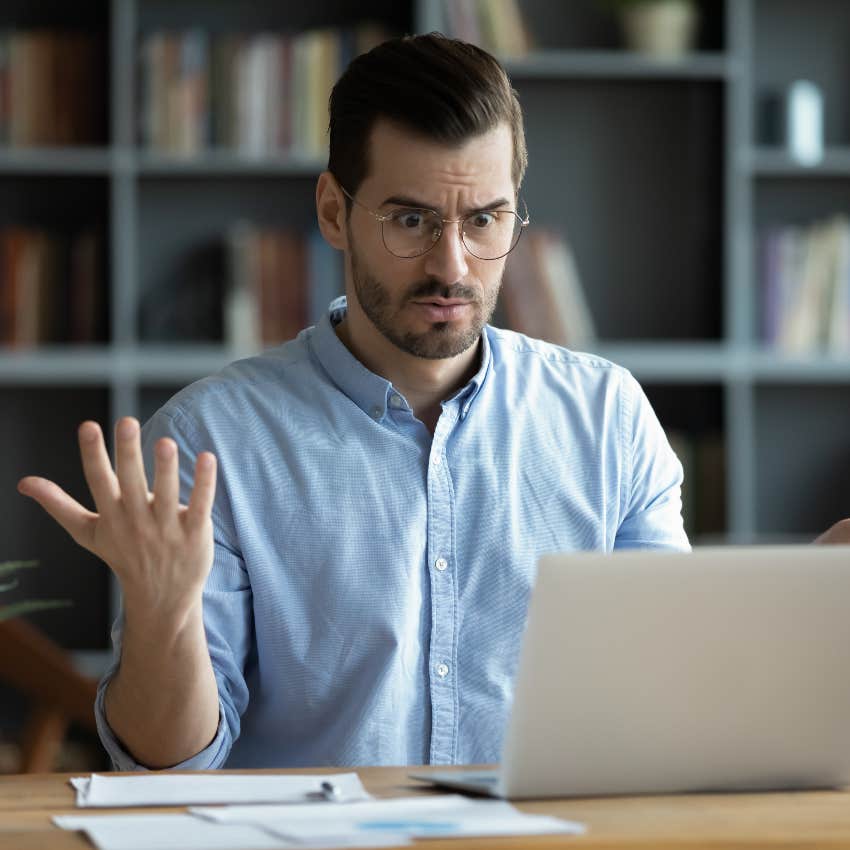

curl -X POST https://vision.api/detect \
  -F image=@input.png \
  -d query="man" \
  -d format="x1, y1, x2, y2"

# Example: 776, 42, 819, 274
17, 34, 849, 771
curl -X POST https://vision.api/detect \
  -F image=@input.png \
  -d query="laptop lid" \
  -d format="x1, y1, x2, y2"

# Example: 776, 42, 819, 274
499, 545, 850, 798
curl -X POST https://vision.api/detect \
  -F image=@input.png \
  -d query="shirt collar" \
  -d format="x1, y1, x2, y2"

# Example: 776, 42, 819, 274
309, 296, 491, 422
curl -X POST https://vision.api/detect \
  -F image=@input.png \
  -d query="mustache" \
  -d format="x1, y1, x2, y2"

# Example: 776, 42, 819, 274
405, 280, 479, 302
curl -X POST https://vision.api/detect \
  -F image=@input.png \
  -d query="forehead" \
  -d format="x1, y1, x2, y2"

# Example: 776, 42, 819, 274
361, 119, 515, 203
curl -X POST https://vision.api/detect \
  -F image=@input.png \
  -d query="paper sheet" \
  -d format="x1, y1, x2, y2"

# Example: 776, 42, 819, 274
54, 813, 409, 850
70, 772, 371, 807
53, 814, 291, 850
190, 793, 586, 840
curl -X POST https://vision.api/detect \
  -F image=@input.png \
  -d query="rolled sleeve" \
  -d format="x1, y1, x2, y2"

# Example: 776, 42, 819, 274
94, 671, 233, 770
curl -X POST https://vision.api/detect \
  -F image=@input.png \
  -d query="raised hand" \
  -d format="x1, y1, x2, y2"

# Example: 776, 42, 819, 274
17, 417, 217, 618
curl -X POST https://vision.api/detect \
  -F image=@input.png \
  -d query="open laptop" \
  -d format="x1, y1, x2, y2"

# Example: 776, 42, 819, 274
411, 545, 850, 798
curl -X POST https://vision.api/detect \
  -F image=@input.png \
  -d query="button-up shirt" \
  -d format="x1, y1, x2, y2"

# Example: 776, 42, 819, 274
95, 297, 689, 770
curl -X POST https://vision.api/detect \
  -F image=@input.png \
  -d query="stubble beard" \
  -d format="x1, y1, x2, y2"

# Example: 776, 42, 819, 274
349, 242, 500, 360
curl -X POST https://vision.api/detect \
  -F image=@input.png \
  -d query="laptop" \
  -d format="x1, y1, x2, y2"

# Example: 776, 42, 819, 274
411, 545, 850, 798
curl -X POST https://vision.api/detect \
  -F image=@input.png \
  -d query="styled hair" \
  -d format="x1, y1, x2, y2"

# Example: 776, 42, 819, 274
328, 33, 527, 205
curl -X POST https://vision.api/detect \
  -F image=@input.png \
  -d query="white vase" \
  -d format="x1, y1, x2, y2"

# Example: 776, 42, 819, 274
620, 0, 699, 58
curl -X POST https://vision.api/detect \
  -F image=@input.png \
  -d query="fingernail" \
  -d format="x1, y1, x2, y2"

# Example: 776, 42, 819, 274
80, 423, 99, 443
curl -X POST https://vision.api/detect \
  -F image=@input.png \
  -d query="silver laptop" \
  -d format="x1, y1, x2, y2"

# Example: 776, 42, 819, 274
411, 545, 850, 798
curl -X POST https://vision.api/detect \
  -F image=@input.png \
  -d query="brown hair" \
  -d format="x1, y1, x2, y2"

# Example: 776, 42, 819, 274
328, 33, 527, 206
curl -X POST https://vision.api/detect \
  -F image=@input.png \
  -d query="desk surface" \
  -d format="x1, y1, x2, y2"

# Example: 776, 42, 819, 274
2, 765, 850, 849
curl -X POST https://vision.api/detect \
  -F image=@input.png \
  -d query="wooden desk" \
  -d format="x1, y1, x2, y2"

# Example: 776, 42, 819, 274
2, 765, 850, 849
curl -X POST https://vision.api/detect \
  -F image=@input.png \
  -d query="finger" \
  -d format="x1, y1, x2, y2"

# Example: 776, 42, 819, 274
17, 476, 98, 551
152, 437, 180, 525
78, 421, 120, 513
185, 452, 217, 533
114, 417, 151, 515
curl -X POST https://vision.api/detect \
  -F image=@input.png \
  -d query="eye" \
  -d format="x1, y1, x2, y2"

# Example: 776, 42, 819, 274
469, 212, 497, 229
391, 210, 427, 230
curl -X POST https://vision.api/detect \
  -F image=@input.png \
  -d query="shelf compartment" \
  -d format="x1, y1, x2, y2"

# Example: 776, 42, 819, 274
754, 383, 850, 536
517, 78, 724, 342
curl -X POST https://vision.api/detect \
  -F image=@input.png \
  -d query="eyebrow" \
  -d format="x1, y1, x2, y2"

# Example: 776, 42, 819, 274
380, 195, 513, 215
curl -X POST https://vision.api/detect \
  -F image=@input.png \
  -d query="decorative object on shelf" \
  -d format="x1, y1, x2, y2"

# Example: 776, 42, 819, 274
786, 80, 824, 166
604, 0, 699, 58
0, 560, 69, 622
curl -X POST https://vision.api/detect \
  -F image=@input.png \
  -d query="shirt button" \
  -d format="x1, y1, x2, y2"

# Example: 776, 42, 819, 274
389, 394, 404, 409
436, 663, 449, 678
371, 406, 383, 420
432, 454, 442, 466
435, 557, 448, 571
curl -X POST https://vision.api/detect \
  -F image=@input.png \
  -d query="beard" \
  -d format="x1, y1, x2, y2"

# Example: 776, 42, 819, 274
349, 242, 500, 360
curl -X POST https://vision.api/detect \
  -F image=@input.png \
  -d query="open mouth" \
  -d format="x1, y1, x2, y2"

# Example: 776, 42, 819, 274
410, 300, 473, 322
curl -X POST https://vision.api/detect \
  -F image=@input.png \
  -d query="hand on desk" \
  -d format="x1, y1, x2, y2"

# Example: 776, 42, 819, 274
814, 518, 850, 545
16, 417, 217, 616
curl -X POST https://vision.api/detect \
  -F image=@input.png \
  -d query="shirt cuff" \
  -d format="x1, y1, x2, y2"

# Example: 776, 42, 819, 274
94, 671, 232, 771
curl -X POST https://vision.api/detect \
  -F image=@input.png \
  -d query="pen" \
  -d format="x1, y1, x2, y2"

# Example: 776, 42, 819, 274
316, 779, 342, 803
320, 780, 341, 802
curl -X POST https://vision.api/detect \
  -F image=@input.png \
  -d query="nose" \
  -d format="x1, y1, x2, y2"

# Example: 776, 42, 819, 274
422, 221, 469, 285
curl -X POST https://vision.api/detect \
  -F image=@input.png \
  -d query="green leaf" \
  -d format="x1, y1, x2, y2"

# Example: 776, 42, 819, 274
0, 560, 39, 578
0, 599, 72, 622
0, 579, 19, 593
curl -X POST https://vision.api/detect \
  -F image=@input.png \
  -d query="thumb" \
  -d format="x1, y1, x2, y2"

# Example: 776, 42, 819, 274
18, 476, 99, 551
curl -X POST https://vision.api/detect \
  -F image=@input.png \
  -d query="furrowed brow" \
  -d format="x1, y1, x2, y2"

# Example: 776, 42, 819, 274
380, 195, 513, 215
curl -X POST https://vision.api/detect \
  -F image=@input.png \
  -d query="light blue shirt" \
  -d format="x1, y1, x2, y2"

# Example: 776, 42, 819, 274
95, 297, 689, 770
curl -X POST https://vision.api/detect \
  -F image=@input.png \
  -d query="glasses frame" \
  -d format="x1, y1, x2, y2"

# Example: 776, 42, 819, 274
339, 185, 530, 261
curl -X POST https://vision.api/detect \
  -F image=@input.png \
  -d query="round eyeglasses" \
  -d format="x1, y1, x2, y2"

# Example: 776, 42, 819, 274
339, 185, 530, 261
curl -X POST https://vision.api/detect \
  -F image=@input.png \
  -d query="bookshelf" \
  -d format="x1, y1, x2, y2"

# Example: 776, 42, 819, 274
1, 0, 849, 662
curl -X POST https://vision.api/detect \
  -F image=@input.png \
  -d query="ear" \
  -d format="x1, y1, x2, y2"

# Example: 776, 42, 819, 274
315, 171, 348, 251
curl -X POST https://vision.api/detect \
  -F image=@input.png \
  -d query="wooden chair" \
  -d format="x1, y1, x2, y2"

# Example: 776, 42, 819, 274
0, 618, 98, 772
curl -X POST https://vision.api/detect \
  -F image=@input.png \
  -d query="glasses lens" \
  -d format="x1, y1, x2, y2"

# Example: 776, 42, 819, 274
462, 211, 523, 260
381, 209, 442, 258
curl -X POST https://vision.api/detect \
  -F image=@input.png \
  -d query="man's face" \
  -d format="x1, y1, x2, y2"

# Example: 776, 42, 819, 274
344, 120, 516, 360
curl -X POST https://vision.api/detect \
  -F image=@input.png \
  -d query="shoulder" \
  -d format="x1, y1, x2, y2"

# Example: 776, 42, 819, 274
149, 328, 321, 435
485, 325, 635, 392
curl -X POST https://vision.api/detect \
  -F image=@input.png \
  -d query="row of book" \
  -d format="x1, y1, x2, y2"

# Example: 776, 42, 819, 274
760, 214, 850, 353
0, 31, 103, 146
499, 229, 597, 351
139, 25, 388, 157
440, 0, 533, 57
224, 224, 343, 352
0, 228, 104, 347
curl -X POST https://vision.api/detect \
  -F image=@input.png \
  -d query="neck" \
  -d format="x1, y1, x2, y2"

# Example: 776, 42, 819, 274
335, 311, 481, 434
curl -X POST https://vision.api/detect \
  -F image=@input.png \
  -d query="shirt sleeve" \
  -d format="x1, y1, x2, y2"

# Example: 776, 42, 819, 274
614, 371, 691, 552
93, 405, 254, 770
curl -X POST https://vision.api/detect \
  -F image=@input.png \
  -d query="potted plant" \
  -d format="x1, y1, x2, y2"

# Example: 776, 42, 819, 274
0, 561, 69, 621
603, 0, 700, 58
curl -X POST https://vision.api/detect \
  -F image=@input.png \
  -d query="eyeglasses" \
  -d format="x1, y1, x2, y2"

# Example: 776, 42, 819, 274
339, 185, 530, 261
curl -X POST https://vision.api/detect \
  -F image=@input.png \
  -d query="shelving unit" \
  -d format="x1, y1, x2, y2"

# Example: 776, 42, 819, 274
2, 0, 848, 661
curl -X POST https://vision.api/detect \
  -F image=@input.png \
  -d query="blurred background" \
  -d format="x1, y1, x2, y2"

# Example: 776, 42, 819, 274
1, 0, 848, 772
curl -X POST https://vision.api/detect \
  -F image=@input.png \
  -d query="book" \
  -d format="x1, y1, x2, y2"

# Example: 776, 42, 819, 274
224, 224, 343, 351
140, 24, 389, 157
761, 215, 850, 354
0, 228, 103, 347
500, 229, 596, 350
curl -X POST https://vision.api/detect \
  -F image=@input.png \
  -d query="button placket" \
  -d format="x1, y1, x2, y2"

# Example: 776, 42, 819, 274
426, 422, 458, 764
